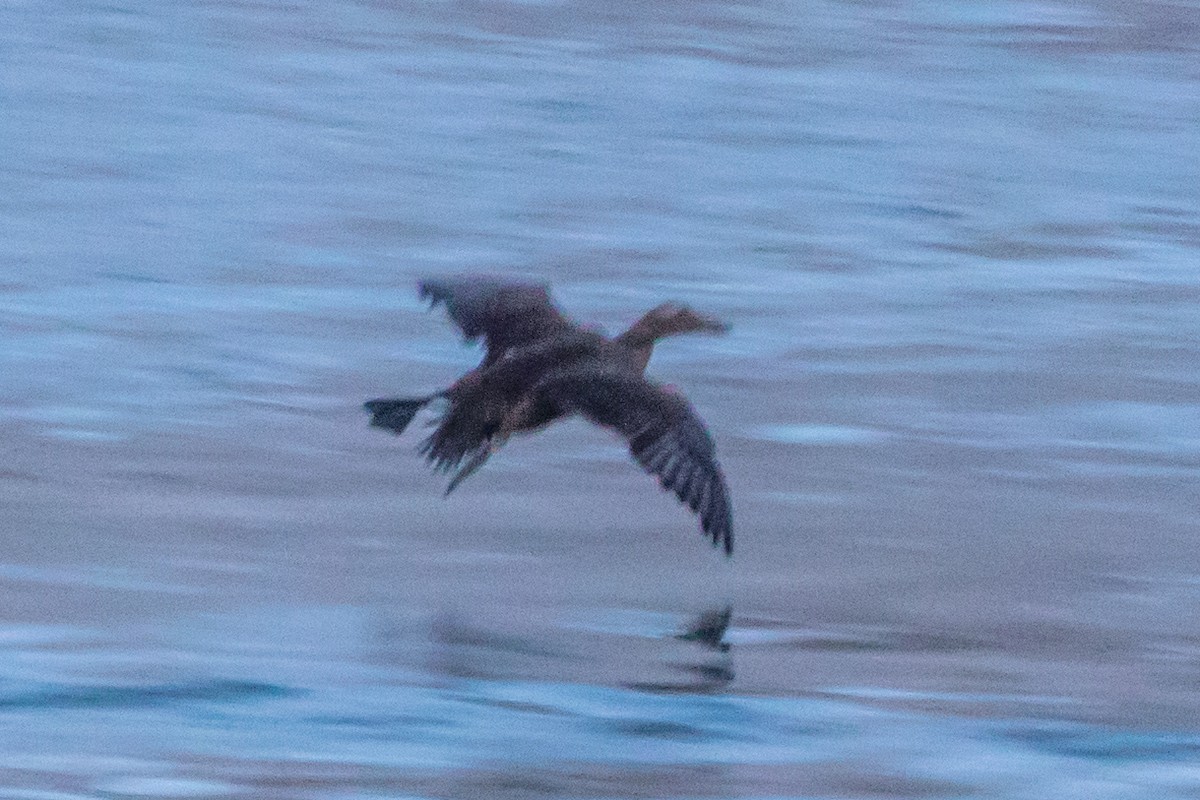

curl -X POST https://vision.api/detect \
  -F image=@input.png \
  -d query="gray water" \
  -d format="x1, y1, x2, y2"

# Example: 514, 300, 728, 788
3, 1, 1200, 797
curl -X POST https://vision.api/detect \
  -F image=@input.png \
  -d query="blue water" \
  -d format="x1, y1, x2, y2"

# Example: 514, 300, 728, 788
3, 1, 1200, 797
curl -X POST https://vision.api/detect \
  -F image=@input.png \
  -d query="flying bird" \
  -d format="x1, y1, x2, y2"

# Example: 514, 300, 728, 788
364, 277, 733, 554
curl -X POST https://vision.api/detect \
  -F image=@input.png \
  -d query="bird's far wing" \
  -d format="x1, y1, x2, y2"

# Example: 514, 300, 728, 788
539, 369, 733, 555
418, 276, 574, 365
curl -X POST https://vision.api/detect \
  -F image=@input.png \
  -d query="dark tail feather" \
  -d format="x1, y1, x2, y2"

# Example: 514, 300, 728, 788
364, 396, 433, 436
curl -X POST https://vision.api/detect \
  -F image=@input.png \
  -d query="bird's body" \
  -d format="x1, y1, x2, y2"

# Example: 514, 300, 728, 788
365, 277, 733, 554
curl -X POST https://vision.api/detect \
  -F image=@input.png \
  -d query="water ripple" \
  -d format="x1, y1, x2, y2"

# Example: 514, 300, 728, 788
0, 680, 294, 711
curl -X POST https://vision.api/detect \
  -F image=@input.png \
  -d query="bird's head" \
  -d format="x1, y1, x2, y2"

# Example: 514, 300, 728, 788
642, 303, 730, 338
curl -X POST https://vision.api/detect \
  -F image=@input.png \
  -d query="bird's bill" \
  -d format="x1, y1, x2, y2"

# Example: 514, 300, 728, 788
692, 311, 731, 334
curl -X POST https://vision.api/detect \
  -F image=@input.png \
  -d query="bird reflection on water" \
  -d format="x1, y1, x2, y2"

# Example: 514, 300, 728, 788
656, 604, 736, 692
423, 603, 736, 695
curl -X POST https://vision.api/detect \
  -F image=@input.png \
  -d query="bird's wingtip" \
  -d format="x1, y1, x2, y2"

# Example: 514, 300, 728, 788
710, 523, 733, 557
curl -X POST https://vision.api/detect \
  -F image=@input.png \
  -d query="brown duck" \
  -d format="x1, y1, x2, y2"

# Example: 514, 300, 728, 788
365, 277, 733, 554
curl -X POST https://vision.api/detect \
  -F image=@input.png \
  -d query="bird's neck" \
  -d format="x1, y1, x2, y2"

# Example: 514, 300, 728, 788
614, 313, 673, 372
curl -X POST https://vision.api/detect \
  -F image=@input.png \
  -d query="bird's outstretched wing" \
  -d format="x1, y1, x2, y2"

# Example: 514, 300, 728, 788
419, 276, 574, 366
536, 368, 733, 555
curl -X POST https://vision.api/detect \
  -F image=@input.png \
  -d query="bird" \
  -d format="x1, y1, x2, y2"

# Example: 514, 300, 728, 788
364, 276, 734, 555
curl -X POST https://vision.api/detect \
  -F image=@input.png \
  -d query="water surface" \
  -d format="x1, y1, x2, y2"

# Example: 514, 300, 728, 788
2, 1, 1200, 797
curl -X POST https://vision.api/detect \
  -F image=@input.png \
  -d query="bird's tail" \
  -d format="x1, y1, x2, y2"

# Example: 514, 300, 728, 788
364, 395, 437, 436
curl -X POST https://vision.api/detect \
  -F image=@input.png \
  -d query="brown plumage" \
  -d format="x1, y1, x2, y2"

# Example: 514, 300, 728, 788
364, 277, 733, 554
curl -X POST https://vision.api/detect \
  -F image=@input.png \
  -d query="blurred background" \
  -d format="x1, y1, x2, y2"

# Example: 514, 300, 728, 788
2, 1, 1199, 798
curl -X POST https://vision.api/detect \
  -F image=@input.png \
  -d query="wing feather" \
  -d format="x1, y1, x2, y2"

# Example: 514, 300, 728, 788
418, 276, 574, 365
537, 368, 733, 555
678, 466, 699, 508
